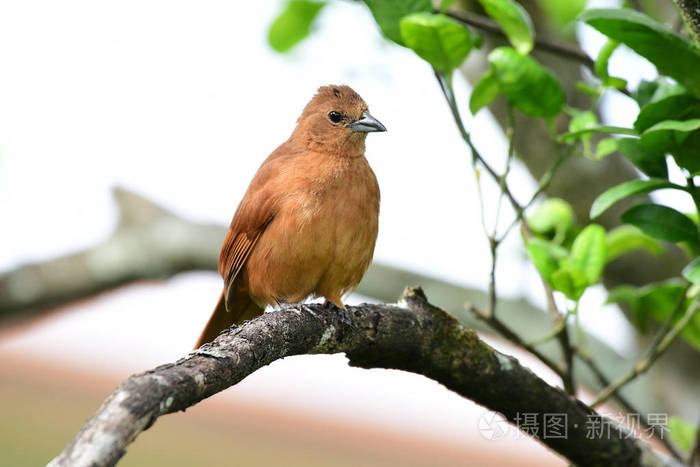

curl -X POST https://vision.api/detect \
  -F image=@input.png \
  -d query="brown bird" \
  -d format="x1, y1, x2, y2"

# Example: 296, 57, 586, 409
194, 85, 386, 348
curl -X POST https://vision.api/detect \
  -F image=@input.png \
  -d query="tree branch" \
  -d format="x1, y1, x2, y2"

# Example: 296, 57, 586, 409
49, 287, 679, 467
672, 0, 700, 47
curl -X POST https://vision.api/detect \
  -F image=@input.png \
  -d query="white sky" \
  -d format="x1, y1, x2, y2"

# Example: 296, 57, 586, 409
0, 0, 670, 458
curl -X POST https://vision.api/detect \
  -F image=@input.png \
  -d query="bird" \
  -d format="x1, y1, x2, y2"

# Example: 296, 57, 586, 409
193, 84, 386, 349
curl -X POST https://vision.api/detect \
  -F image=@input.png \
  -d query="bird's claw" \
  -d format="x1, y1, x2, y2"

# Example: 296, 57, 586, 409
323, 300, 355, 329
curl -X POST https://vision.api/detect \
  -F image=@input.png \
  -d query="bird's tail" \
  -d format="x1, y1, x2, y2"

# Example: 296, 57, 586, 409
193, 288, 263, 349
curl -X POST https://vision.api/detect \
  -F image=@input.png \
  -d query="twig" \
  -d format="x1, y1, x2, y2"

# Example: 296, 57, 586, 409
434, 71, 521, 213
435, 71, 578, 394
498, 145, 574, 243
689, 417, 700, 465
592, 295, 700, 407
576, 350, 684, 461
529, 307, 574, 346
445, 10, 595, 70
484, 105, 515, 319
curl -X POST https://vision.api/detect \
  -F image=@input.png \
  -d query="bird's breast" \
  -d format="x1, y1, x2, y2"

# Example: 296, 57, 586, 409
245, 155, 379, 305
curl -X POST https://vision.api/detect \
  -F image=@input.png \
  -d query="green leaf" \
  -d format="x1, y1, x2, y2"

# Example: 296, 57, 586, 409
579, 8, 700, 97
527, 198, 575, 240
635, 79, 659, 107
594, 39, 626, 88
607, 279, 686, 332
595, 137, 618, 159
400, 13, 474, 73
362, 0, 432, 45
536, 0, 586, 28
606, 225, 663, 263
558, 125, 636, 142
634, 93, 700, 132
526, 238, 568, 284
640, 119, 700, 162
569, 111, 598, 133
268, 0, 327, 53
644, 118, 700, 134
617, 138, 668, 179
590, 179, 677, 219
488, 47, 565, 118
669, 416, 698, 451
569, 224, 607, 285
575, 81, 600, 97
477, 0, 534, 54
683, 257, 700, 285
469, 69, 500, 114
674, 131, 700, 174
621, 203, 699, 244
551, 267, 588, 300
568, 111, 598, 157
440, 0, 458, 12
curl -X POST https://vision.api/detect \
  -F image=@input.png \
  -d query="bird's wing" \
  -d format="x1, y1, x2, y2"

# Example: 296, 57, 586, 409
217, 142, 300, 309
219, 229, 260, 283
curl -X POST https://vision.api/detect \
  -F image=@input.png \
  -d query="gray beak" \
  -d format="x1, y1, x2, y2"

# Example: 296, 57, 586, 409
349, 111, 387, 133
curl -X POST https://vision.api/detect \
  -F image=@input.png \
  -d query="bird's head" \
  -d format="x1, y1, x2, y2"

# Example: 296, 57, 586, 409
294, 85, 386, 156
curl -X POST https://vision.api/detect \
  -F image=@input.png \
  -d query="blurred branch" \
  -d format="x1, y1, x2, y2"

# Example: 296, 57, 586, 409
48, 287, 678, 467
0, 187, 222, 320
672, 0, 700, 47
0, 187, 672, 417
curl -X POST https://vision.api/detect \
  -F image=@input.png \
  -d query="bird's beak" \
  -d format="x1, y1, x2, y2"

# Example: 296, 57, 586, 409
349, 111, 387, 133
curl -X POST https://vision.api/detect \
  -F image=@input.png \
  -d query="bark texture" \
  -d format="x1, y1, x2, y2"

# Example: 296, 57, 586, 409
49, 287, 678, 467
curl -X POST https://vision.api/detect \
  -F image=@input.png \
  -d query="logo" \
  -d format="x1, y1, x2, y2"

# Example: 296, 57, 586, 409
477, 411, 509, 441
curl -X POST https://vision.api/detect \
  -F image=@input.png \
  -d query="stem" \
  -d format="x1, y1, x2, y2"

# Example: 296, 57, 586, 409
445, 10, 594, 69
497, 145, 573, 243
486, 237, 498, 318
492, 105, 515, 238
689, 416, 700, 465
434, 71, 577, 393
528, 306, 574, 346
576, 350, 684, 461
434, 71, 519, 209
592, 295, 700, 407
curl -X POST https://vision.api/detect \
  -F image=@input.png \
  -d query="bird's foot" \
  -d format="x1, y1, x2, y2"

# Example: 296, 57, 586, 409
301, 304, 320, 319
323, 300, 355, 329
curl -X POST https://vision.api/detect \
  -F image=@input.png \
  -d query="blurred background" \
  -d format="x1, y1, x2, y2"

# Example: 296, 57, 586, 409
0, 0, 695, 465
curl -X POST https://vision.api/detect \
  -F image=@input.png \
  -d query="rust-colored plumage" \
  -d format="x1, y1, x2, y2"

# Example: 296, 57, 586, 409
194, 85, 386, 348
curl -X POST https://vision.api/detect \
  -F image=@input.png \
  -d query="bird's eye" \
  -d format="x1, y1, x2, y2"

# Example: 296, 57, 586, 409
328, 111, 342, 123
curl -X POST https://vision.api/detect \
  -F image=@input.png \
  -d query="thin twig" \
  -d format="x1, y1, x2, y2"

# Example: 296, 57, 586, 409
576, 350, 684, 461
486, 237, 498, 318
434, 71, 521, 213
492, 105, 515, 238
484, 106, 516, 319
592, 295, 700, 407
498, 145, 573, 243
689, 416, 700, 465
445, 10, 595, 69
435, 71, 579, 393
